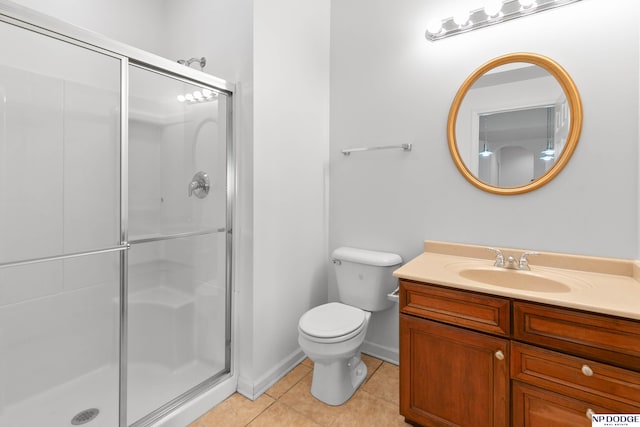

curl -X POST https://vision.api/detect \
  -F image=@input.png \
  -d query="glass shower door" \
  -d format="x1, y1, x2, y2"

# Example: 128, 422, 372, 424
127, 65, 230, 425
0, 19, 122, 427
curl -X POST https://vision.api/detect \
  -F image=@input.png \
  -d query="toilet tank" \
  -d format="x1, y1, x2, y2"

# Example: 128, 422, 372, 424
332, 247, 403, 312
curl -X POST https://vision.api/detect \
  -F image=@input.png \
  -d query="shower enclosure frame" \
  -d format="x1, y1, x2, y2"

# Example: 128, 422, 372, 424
0, 2, 236, 426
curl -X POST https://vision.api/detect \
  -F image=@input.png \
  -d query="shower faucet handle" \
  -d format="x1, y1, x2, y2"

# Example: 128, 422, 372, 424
188, 171, 210, 198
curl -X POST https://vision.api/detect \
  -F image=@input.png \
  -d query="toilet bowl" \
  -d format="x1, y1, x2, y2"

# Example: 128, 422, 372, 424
298, 302, 372, 406
297, 247, 402, 406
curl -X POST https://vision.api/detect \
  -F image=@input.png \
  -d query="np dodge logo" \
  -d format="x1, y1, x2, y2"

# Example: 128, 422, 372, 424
592, 414, 640, 427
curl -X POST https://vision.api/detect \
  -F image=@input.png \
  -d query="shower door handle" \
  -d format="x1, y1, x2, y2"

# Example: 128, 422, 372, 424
188, 171, 210, 198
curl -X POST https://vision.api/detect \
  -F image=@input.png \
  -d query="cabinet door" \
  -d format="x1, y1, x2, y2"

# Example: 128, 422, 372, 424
400, 314, 509, 427
512, 381, 636, 427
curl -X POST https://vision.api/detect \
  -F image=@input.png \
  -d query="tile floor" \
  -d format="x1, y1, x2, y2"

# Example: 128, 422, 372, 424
189, 354, 411, 426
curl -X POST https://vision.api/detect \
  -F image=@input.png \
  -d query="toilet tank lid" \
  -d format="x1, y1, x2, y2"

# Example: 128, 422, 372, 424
332, 247, 402, 267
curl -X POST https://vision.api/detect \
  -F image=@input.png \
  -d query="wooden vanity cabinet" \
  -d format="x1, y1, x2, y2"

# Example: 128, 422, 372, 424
399, 279, 640, 427
399, 280, 510, 426
400, 314, 509, 427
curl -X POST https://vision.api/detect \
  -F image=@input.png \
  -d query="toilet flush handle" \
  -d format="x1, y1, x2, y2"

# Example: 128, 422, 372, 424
387, 287, 400, 303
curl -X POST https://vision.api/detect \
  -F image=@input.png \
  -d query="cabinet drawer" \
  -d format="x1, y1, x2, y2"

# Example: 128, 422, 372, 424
512, 381, 640, 427
512, 342, 640, 407
400, 279, 510, 336
513, 302, 640, 371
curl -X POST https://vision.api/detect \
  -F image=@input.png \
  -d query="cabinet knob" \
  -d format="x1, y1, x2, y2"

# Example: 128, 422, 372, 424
586, 408, 595, 420
495, 350, 505, 360
581, 364, 594, 376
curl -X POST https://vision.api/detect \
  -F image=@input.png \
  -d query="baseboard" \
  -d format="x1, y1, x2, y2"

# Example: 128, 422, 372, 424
361, 340, 398, 365
237, 348, 306, 400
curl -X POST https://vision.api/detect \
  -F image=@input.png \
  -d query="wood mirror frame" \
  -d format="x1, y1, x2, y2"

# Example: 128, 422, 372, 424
447, 52, 583, 195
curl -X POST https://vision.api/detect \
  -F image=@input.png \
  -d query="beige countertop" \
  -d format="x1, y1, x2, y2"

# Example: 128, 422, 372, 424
393, 240, 640, 321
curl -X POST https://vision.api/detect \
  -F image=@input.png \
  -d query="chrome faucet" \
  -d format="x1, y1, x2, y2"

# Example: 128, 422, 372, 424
487, 247, 506, 268
517, 251, 539, 271
486, 248, 539, 270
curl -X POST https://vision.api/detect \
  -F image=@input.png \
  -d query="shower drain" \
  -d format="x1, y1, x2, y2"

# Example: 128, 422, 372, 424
70, 408, 100, 425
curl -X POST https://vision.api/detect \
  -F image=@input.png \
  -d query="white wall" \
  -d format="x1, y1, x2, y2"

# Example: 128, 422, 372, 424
244, 0, 330, 396
330, 0, 640, 361
9, 0, 165, 55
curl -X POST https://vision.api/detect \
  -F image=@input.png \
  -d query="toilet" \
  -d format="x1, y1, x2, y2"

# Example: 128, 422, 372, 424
297, 247, 402, 405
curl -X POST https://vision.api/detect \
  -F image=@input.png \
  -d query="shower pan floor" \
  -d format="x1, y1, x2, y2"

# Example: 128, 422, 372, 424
1, 365, 118, 427
1, 360, 223, 427
127, 359, 223, 424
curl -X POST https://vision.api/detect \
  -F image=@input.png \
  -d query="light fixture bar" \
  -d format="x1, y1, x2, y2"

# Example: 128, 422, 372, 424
425, 0, 583, 41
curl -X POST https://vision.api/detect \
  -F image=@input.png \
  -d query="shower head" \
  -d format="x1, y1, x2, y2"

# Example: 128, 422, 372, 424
177, 57, 206, 71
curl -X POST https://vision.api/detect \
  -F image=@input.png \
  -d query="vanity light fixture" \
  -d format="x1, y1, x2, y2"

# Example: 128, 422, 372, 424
177, 88, 217, 104
485, 0, 504, 18
519, 0, 537, 9
453, 11, 470, 27
425, 0, 582, 41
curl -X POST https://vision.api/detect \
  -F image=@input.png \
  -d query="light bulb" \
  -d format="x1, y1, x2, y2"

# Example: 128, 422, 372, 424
193, 90, 204, 99
540, 154, 554, 161
426, 18, 443, 35
479, 144, 493, 157
453, 11, 469, 27
177, 94, 186, 103
185, 93, 194, 102
202, 89, 213, 98
519, 0, 536, 9
484, 0, 503, 18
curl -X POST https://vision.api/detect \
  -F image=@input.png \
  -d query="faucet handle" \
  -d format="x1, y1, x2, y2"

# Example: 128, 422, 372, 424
518, 251, 539, 270
188, 171, 210, 199
486, 247, 505, 267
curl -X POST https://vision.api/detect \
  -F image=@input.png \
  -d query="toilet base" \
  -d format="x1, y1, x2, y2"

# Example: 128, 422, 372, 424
310, 353, 367, 406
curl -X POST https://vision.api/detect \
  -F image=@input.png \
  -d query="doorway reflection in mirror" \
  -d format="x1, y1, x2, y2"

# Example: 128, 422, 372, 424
477, 104, 567, 187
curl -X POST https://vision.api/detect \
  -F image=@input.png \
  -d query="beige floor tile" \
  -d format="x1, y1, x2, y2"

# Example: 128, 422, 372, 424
192, 355, 402, 427
332, 390, 411, 427
189, 393, 275, 427
361, 353, 383, 381
362, 362, 399, 405
278, 373, 344, 426
247, 401, 322, 427
266, 363, 312, 399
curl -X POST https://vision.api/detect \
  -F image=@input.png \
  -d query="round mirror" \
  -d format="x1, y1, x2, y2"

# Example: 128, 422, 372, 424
447, 53, 582, 195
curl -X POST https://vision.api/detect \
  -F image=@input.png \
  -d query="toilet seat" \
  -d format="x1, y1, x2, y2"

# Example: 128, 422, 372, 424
299, 302, 367, 343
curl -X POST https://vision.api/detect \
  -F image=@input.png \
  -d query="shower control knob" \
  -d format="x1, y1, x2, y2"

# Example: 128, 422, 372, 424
188, 171, 210, 198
